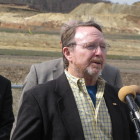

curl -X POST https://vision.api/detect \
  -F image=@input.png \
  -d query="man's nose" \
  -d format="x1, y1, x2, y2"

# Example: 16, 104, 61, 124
94, 46, 103, 55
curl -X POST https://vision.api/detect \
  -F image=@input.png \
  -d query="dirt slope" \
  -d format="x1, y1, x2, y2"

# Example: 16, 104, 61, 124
0, 2, 140, 33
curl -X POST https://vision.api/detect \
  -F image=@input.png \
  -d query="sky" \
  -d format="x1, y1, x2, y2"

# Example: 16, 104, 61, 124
109, 0, 140, 5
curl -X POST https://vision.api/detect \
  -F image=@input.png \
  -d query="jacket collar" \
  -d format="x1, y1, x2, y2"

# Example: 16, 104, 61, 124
55, 73, 85, 140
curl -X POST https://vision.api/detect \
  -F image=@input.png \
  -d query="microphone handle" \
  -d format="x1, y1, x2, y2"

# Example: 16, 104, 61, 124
130, 111, 140, 140
126, 94, 139, 111
126, 94, 140, 123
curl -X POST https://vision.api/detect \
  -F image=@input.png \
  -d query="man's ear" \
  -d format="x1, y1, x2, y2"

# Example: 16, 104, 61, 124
63, 47, 73, 62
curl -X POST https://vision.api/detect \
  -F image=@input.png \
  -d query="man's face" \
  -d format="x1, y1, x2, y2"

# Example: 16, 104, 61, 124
63, 26, 107, 77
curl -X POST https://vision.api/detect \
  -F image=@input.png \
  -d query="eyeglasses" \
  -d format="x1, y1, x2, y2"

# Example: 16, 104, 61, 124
68, 42, 110, 52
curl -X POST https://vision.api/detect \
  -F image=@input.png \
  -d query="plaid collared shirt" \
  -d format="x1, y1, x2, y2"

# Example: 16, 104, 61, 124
65, 70, 113, 140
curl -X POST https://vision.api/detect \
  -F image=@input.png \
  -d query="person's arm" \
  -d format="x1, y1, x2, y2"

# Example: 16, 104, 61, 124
11, 90, 43, 140
0, 80, 14, 140
23, 65, 38, 93
11, 64, 39, 138
18, 64, 38, 105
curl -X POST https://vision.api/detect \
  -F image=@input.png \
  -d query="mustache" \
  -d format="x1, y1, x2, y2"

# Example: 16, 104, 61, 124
90, 58, 103, 64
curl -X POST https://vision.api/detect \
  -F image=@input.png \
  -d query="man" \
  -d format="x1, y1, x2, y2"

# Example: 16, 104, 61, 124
11, 20, 135, 140
0, 75, 14, 140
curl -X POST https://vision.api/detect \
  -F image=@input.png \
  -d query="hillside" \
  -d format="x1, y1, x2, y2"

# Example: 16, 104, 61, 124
69, 3, 140, 33
0, 2, 140, 34
0, 0, 104, 12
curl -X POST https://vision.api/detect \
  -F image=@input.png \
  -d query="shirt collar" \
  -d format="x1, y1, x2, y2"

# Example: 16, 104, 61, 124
64, 69, 106, 87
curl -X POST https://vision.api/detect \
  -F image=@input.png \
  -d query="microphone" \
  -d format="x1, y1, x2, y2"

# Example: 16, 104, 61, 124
118, 85, 140, 122
130, 85, 140, 93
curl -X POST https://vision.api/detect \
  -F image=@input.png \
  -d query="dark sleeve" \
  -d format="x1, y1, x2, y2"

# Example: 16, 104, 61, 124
11, 90, 43, 140
0, 80, 14, 140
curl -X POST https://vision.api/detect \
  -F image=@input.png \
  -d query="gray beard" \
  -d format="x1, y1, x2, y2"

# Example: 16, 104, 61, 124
85, 66, 101, 77
72, 63, 102, 78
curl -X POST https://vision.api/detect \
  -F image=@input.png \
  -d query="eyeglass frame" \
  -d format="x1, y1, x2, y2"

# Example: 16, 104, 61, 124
67, 41, 110, 52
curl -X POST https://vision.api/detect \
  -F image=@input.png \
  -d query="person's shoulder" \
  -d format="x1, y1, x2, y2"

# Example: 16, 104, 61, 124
24, 73, 66, 96
25, 79, 57, 98
0, 75, 11, 93
104, 63, 119, 71
105, 82, 120, 95
106, 82, 119, 89
29, 58, 63, 75
34, 58, 63, 67
0, 75, 11, 84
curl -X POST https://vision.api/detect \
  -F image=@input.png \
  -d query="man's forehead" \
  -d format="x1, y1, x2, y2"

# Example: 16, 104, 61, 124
74, 26, 104, 41
75, 26, 103, 38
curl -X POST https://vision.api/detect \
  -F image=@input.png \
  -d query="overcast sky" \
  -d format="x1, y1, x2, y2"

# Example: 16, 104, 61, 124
109, 0, 140, 5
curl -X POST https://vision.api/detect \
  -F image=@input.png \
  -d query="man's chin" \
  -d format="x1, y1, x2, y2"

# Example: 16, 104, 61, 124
86, 68, 101, 76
